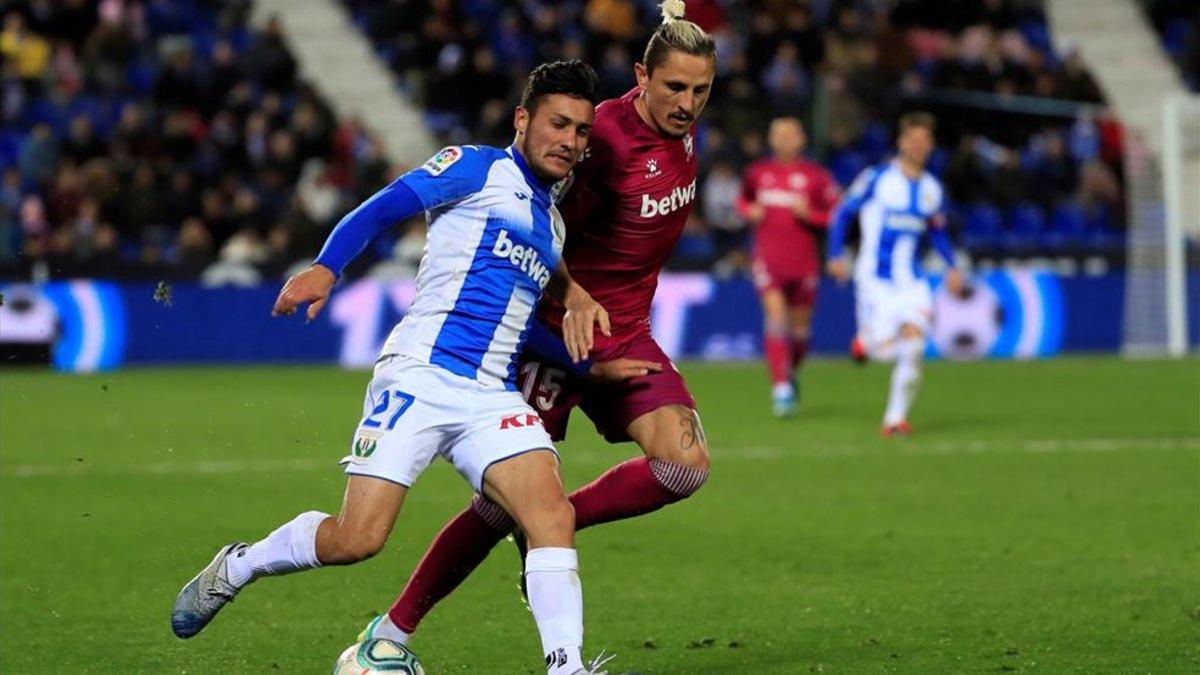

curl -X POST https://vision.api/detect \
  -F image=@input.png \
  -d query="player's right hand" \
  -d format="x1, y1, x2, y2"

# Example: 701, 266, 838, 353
562, 292, 610, 364
746, 203, 765, 224
589, 358, 663, 383
826, 257, 851, 284
272, 264, 337, 321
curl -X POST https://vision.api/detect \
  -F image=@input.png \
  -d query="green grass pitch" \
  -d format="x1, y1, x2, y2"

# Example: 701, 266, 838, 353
1, 357, 1198, 673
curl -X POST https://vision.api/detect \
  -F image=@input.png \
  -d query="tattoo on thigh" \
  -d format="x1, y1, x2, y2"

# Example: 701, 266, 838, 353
679, 409, 707, 450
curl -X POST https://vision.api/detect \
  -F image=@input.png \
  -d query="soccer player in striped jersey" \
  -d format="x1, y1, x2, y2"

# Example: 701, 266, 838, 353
827, 112, 964, 436
358, 0, 716, 650
170, 60, 614, 675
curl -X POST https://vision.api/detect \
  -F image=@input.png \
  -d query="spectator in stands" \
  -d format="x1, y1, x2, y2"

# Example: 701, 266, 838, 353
1, 0, 1133, 284
18, 123, 58, 187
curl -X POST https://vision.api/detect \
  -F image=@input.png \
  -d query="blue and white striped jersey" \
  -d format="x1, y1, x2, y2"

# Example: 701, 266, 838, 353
381, 145, 566, 390
831, 160, 947, 285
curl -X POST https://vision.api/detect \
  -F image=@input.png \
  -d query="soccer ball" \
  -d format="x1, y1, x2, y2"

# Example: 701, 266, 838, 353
332, 639, 425, 675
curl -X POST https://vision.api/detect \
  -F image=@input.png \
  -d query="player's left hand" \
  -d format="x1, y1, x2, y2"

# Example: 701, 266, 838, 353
792, 194, 810, 219
273, 264, 336, 321
945, 268, 966, 297
562, 292, 610, 363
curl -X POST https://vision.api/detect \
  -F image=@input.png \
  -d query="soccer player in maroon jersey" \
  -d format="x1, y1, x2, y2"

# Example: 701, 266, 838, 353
738, 117, 841, 417
356, 2, 718, 647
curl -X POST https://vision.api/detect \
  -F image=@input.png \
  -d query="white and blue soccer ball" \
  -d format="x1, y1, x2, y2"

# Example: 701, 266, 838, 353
332, 639, 425, 675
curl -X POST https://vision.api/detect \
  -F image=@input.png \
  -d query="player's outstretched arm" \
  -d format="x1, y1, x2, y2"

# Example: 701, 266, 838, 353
826, 167, 877, 283
928, 216, 965, 296
525, 319, 661, 383
272, 178, 425, 320
546, 264, 609, 363
273, 146, 493, 321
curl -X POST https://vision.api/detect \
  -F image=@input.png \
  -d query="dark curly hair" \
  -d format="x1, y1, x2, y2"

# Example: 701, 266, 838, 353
519, 59, 599, 115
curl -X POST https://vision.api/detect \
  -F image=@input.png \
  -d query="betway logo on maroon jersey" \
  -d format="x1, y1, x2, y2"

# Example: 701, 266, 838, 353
639, 178, 697, 219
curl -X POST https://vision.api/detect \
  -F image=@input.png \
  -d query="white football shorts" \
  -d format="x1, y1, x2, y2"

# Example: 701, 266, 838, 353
339, 355, 557, 492
855, 277, 934, 346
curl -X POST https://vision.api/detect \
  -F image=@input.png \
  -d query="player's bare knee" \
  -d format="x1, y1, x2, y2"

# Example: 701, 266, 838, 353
639, 407, 711, 499
522, 496, 575, 546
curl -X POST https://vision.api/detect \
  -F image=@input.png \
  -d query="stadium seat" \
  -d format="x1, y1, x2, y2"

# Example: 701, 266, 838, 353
926, 147, 950, 177
830, 151, 869, 188
963, 203, 1004, 251
857, 121, 892, 162
1047, 202, 1088, 250
1084, 204, 1124, 250
1002, 202, 1046, 252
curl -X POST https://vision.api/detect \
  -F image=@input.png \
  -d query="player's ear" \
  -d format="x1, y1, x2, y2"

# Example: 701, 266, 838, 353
634, 62, 649, 89
514, 106, 529, 136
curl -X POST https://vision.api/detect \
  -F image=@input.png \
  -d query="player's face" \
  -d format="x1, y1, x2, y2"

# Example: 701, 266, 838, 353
897, 125, 934, 168
514, 94, 595, 182
768, 119, 805, 160
635, 51, 715, 138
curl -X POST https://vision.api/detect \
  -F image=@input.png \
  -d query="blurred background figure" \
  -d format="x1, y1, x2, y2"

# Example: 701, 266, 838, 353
738, 117, 840, 417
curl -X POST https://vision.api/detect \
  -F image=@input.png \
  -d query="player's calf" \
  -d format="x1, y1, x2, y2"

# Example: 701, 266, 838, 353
317, 519, 391, 565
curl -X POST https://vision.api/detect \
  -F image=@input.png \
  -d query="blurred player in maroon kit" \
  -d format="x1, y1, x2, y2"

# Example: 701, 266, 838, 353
738, 117, 840, 417
354, 2, 719, 648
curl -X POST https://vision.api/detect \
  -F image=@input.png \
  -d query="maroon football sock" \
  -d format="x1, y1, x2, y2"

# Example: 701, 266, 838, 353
764, 332, 793, 385
791, 337, 809, 370
387, 498, 510, 633
571, 457, 705, 530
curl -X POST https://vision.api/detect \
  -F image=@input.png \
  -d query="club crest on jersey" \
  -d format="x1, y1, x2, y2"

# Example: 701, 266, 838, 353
645, 158, 661, 179
421, 146, 463, 176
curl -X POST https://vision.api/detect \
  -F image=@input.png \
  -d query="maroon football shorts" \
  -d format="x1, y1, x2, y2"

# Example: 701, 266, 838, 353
516, 330, 697, 443
752, 257, 819, 309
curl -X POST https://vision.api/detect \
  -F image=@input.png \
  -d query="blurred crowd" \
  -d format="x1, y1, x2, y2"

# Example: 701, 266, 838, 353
1, 0, 407, 285
345, 0, 1129, 269
1142, 0, 1200, 92
1, 0, 1190, 284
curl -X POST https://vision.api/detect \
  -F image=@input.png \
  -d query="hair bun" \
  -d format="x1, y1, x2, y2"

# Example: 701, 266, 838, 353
660, 0, 686, 23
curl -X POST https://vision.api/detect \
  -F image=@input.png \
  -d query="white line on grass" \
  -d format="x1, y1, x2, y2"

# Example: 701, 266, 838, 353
2, 437, 1196, 478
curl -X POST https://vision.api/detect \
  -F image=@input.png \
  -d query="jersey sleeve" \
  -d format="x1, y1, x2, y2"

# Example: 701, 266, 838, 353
925, 181, 956, 266
804, 168, 841, 228
827, 166, 879, 258
314, 178, 424, 277
397, 145, 496, 211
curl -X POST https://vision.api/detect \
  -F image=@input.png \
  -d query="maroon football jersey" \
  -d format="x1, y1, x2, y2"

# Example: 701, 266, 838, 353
540, 87, 699, 345
738, 158, 840, 273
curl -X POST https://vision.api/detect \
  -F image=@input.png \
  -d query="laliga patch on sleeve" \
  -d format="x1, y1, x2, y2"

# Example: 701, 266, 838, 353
421, 146, 463, 176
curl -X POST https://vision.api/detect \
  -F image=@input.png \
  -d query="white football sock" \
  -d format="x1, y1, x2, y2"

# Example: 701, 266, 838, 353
883, 337, 923, 426
525, 547, 584, 675
226, 510, 328, 588
865, 334, 897, 362
372, 614, 411, 645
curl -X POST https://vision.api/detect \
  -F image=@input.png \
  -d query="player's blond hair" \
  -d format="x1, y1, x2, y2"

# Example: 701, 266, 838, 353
642, 0, 716, 75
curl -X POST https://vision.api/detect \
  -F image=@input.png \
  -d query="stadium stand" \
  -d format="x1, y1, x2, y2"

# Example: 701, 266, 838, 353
1, 0, 403, 284
3, 0, 1190, 283
1139, 0, 1200, 92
